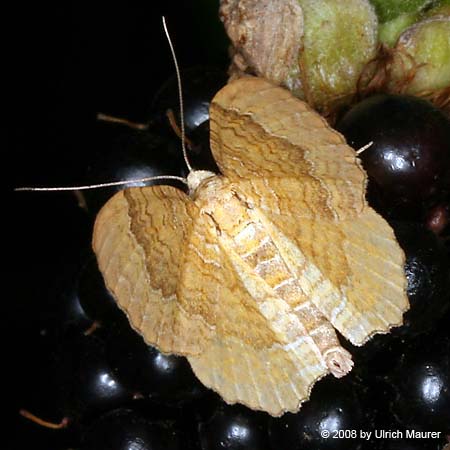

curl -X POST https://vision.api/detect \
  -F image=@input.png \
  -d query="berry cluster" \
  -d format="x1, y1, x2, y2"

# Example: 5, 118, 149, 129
9, 65, 450, 450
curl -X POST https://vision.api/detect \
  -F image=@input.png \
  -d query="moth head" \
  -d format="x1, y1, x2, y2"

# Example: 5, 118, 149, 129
187, 170, 217, 196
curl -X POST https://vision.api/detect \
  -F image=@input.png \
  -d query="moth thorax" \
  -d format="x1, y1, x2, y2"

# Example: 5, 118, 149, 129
187, 170, 217, 196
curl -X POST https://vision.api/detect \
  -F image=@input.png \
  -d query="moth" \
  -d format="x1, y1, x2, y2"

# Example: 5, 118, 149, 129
92, 76, 409, 416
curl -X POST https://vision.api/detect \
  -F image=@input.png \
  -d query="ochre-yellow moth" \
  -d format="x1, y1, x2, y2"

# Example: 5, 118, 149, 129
93, 76, 408, 416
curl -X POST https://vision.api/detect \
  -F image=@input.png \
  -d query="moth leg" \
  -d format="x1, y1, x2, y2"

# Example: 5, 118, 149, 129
294, 300, 353, 378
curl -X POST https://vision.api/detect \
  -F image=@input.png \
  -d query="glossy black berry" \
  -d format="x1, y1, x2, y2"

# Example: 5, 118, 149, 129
336, 94, 450, 219
59, 333, 135, 421
269, 376, 366, 450
385, 331, 450, 433
40, 252, 94, 334
77, 255, 122, 325
83, 128, 186, 215
198, 403, 270, 450
391, 221, 450, 336
81, 408, 183, 450
59, 282, 94, 332
151, 66, 227, 135
106, 318, 207, 405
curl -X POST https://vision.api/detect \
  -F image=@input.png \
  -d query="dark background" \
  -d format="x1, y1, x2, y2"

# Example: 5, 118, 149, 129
7, 1, 228, 187
6, 2, 227, 446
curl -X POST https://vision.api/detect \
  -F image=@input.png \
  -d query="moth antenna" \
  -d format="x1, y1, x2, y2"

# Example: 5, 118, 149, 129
356, 141, 373, 155
15, 175, 188, 192
162, 16, 193, 174
16, 18, 193, 194
166, 108, 194, 149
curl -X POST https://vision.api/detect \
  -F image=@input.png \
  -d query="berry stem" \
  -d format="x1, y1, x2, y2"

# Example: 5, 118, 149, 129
96, 113, 149, 130
166, 108, 194, 149
19, 409, 69, 429
84, 320, 101, 336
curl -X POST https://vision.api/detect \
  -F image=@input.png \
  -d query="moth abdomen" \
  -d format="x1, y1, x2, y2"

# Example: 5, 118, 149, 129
208, 190, 353, 378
